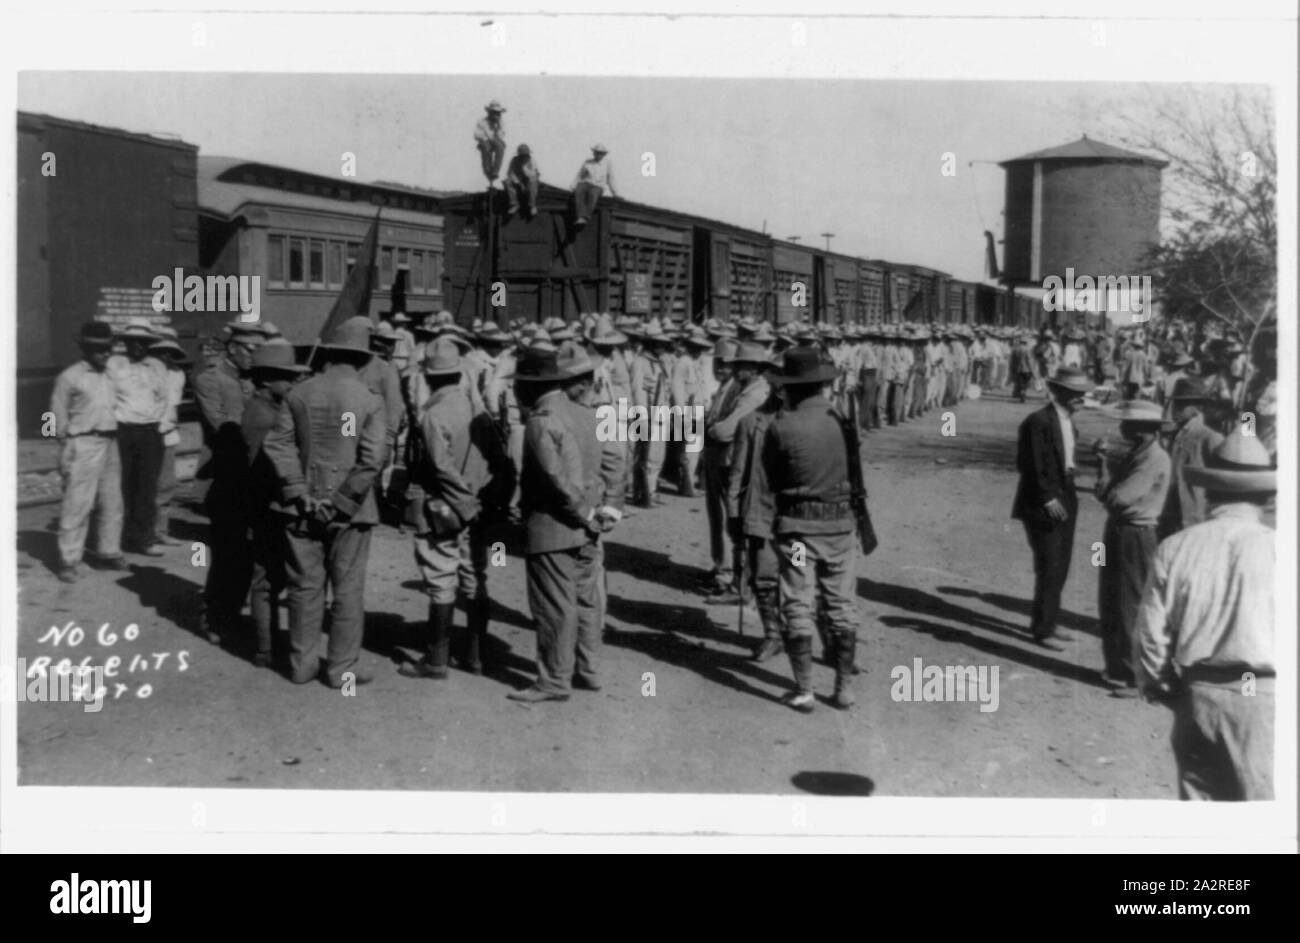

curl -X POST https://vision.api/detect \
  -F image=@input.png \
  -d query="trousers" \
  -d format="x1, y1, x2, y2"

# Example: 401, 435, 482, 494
859, 369, 880, 430
284, 520, 373, 685
1097, 520, 1157, 682
703, 448, 732, 581
204, 504, 252, 627
58, 434, 123, 566
478, 139, 505, 180
117, 422, 162, 548
526, 540, 600, 694
1022, 511, 1077, 639
744, 534, 782, 637
249, 513, 289, 658
574, 181, 603, 220
413, 520, 490, 604
775, 531, 858, 640
1172, 680, 1274, 800
155, 443, 177, 542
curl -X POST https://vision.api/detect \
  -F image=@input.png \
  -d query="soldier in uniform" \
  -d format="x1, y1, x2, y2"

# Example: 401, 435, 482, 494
629, 319, 672, 507
50, 322, 125, 582
243, 340, 310, 668
672, 327, 712, 497
508, 342, 625, 702
401, 337, 516, 679
362, 320, 405, 517
761, 347, 861, 712
263, 316, 389, 687
726, 356, 785, 661
703, 341, 772, 604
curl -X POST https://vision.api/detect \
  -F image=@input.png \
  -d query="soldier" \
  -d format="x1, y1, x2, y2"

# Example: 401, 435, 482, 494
243, 340, 310, 668
50, 322, 125, 582
629, 319, 672, 507
401, 337, 515, 679
107, 318, 169, 556
701, 336, 738, 594
762, 347, 861, 711
148, 329, 189, 547
726, 357, 785, 661
508, 342, 625, 702
263, 316, 389, 687
672, 327, 712, 497
703, 341, 771, 605
390, 311, 416, 374
858, 327, 882, 431
193, 322, 259, 644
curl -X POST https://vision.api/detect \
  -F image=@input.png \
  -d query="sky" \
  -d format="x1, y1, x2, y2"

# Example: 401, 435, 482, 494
20, 73, 1218, 282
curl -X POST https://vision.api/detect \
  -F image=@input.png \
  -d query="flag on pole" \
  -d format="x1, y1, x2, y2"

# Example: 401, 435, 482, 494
308, 210, 380, 368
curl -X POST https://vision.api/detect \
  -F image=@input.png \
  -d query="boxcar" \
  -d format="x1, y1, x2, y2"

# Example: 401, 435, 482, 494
197, 157, 448, 344
442, 184, 754, 326
17, 112, 199, 432
879, 261, 911, 324
858, 259, 888, 325
823, 250, 863, 325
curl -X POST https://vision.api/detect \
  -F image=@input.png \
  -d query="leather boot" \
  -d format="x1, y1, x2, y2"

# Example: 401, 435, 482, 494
832, 630, 857, 710
782, 635, 815, 713
463, 595, 490, 675
751, 586, 784, 662
399, 600, 452, 679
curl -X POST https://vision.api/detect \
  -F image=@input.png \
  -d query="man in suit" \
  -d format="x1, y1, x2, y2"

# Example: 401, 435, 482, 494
1012, 365, 1094, 650
508, 342, 625, 702
1158, 377, 1224, 540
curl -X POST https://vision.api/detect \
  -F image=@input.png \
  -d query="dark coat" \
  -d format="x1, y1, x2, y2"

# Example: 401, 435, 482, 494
1012, 404, 1078, 524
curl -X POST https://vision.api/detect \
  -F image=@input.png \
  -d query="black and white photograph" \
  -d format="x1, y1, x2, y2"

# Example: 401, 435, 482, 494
2, 1, 1294, 856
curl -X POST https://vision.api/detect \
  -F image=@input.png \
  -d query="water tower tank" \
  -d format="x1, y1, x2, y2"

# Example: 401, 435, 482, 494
999, 136, 1166, 286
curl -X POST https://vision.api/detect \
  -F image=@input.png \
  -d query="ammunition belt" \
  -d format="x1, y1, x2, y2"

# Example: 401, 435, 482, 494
777, 497, 853, 521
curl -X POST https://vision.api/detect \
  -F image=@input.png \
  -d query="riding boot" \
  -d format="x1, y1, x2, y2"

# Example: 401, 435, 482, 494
751, 585, 784, 662
464, 595, 490, 675
399, 600, 452, 679
832, 630, 858, 710
782, 635, 815, 713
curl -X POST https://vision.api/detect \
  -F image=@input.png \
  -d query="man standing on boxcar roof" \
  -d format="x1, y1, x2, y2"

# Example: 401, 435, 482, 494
474, 100, 507, 185
49, 321, 126, 583
263, 316, 388, 687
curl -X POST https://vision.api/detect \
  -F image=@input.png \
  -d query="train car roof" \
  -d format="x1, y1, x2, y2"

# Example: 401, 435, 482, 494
197, 156, 458, 227
440, 182, 772, 243
19, 110, 198, 153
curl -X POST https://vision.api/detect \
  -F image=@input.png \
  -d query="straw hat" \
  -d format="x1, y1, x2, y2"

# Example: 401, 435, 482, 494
320, 316, 374, 355
115, 317, 159, 341
1185, 428, 1276, 494
1045, 366, 1095, 395
421, 337, 464, 377
767, 346, 839, 386
1102, 399, 1169, 428
250, 339, 310, 375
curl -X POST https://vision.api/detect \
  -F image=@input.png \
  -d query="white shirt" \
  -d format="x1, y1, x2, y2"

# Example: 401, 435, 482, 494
1052, 399, 1076, 472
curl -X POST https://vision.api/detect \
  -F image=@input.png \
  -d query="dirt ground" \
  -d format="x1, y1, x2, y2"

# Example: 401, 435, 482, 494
14, 386, 1177, 798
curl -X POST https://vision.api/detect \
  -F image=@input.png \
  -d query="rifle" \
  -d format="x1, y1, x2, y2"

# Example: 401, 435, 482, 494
839, 396, 878, 555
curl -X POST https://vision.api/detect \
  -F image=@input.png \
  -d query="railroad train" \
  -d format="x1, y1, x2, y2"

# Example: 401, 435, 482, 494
17, 110, 1044, 432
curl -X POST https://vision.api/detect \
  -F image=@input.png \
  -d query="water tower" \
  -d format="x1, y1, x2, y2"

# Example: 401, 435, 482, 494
998, 136, 1166, 328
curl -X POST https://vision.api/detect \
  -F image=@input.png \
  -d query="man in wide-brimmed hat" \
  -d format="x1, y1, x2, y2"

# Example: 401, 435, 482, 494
474, 100, 507, 185
400, 337, 515, 681
243, 339, 310, 669
107, 317, 169, 557
50, 321, 127, 582
700, 340, 771, 602
1012, 365, 1095, 650
761, 346, 862, 712
1092, 399, 1172, 692
507, 342, 625, 703
670, 326, 713, 497
262, 315, 389, 688
571, 143, 617, 228
1158, 376, 1224, 539
629, 318, 673, 507
1133, 428, 1276, 800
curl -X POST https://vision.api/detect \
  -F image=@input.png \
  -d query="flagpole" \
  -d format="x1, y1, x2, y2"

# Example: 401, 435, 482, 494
308, 208, 382, 370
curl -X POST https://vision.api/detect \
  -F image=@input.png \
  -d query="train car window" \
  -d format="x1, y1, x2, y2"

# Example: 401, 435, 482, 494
411, 251, 425, 293
397, 248, 410, 283
380, 246, 394, 289
428, 252, 443, 290
327, 243, 343, 288
346, 242, 360, 276
288, 238, 305, 288
309, 240, 325, 289
267, 235, 286, 287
